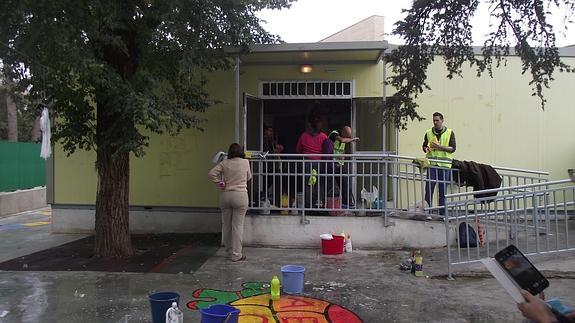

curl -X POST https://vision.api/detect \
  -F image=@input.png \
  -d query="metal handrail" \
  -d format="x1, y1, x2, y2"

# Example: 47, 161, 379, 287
445, 179, 572, 199
254, 152, 550, 176
242, 151, 553, 227
443, 178, 574, 279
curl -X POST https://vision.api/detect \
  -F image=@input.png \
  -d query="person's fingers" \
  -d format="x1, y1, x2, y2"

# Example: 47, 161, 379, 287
520, 290, 534, 302
539, 292, 545, 300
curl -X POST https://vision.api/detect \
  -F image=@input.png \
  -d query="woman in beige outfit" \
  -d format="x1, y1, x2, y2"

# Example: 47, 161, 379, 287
208, 143, 252, 262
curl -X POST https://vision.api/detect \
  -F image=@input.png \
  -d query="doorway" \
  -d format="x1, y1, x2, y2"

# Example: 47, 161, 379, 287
261, 99, 351, 153
244, 95, 393, 153
244, 98, 351, 152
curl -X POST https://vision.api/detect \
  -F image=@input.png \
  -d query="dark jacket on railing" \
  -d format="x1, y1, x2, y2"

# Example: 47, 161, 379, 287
452, 160, 502, 200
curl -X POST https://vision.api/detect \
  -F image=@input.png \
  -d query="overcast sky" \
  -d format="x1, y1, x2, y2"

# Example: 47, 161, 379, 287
257, 0, 575, 46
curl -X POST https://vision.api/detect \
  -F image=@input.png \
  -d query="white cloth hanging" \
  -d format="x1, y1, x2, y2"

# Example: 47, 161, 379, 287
40, 107, 51, 159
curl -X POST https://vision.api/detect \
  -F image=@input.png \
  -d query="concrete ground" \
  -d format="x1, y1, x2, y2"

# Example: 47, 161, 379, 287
0, 208, 87, 263
0, 209, 574, 322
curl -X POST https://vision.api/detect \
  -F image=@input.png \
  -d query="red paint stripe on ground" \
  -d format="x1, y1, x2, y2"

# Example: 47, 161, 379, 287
149, 245, 195, 273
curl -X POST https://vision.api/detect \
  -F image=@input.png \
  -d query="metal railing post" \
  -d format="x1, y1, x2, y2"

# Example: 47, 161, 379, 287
445, 203, 454, 280
533, 193, 540, 254
382, 157, 389, 225
300, 159, 309, 224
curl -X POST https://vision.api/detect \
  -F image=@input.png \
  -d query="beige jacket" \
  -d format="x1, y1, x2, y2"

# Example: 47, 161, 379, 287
208, 158, 252, 192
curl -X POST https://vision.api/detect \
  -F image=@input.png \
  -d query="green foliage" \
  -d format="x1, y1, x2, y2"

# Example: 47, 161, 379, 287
0, 72, 38, 142
386, 0, 574, 130
15, 105, 38, 142
0, 0, 294, 155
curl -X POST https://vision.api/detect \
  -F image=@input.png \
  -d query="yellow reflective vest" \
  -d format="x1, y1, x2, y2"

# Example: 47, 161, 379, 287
330, 130, 346, 166
425, 128, 453, 168
334, 140, 345, 155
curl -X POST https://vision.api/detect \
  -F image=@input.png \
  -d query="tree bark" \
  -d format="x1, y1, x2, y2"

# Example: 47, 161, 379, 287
93, 15, 138, 258
94, 145, 134, 258
6, 93, 17, 142
30, 115, 41, 142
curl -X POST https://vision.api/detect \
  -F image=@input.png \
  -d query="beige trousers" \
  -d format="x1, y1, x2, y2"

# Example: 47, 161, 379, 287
220, 191, 248, 261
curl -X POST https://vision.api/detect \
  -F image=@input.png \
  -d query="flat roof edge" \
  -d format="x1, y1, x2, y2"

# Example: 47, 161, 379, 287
385, 44, 575, 57
224, 41, 389, 54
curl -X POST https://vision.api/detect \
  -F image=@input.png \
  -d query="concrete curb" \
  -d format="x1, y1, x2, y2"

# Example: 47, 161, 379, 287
0, 187, 47, 217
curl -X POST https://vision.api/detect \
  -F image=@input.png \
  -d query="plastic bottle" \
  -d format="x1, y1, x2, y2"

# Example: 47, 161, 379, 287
290, 200, 298, 215
271, 275, 281, 301
281, 194, 289, 215
165, 302, 183, 323
345, 235, 353, 253
261, 199, 271, 215
414, 250, 424, 277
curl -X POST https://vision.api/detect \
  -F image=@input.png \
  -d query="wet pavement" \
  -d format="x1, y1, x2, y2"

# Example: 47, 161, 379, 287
0, 210, 574, 322
0, 208, 87, 263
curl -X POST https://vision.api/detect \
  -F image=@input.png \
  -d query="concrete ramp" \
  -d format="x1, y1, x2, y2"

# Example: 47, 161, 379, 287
53, 206, 462, 249
243, 213, 453, 249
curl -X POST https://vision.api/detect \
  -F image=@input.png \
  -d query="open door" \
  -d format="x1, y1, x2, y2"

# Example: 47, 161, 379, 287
353, 97, 386, 153
243, 94, 263, 151
352, 97, 397, 206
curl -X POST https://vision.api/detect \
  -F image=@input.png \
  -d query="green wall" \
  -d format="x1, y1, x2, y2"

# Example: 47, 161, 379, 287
0, 141, 45, 192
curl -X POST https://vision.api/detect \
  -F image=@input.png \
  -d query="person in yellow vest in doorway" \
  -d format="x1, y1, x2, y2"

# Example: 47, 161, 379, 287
422, 112, 456, 216
330, 126, 360, 158
324, 126, 360, 208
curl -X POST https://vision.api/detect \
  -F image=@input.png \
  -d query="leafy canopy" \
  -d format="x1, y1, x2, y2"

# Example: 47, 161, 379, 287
0, 0, 294, 155
386, 0, 574, 129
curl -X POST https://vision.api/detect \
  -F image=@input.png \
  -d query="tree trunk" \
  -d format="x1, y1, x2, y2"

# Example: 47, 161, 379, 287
6, 93, 17, 142
30, 115, 41, 142
94, 146, 134, 258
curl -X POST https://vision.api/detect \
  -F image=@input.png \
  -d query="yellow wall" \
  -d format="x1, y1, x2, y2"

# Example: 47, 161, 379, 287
54, 62, 385, 207
53, 148, 97, 204
239, 63, 384, 97
54, 55, 574, 207
398, 56, 575, 181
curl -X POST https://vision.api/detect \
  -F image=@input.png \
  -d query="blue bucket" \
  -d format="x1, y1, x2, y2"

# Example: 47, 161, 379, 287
149, 292, 180, 323
281, 265, 306, 294
200, 304, 240, 323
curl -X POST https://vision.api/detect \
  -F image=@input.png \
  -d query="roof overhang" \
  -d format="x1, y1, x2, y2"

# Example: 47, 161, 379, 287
384, 43, 575, 57
225, 41, 388, 66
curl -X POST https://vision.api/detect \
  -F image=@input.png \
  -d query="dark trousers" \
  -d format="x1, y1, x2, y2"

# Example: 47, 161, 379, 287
425, 167, 451, 215
323, 162, 353, 206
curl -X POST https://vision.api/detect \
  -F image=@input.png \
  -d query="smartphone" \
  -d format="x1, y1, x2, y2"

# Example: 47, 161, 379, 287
547, 298, 574, 316
494, 244, 549, 295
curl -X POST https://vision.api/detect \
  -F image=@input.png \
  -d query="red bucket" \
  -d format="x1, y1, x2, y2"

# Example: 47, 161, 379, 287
321, 236, 345, 255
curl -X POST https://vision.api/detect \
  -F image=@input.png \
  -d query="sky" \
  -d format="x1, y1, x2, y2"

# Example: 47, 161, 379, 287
257, 0, 575, 46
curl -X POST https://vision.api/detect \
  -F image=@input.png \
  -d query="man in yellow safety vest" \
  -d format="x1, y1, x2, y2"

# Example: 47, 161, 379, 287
324, 126, 360, 207
329, 126, 360, 161
422, 112, 456, 216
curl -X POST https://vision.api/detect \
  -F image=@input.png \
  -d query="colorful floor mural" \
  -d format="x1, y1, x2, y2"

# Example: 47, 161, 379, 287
187, 282, 362, 323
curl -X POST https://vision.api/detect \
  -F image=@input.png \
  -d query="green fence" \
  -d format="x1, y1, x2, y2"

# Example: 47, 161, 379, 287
0, 141, 46, 192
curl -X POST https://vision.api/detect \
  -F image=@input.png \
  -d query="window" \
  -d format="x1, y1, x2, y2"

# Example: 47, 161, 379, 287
259, 81, 353, 99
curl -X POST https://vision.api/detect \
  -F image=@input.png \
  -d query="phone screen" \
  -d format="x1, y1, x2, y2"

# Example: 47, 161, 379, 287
501, 253, 543, 289
496, 245, 548, 294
